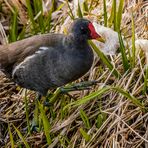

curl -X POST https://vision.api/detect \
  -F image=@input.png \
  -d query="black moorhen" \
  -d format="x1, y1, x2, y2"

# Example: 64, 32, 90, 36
0, 18, 105, 96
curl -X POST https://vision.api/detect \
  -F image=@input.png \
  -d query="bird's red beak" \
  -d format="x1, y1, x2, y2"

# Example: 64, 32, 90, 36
88, 23, 105, 43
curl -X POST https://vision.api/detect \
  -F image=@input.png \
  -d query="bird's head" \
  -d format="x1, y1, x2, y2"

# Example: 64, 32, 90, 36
70, 18, 105, 43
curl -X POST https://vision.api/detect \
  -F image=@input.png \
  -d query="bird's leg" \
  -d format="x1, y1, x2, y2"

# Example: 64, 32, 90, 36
43, 89, 61, 106
60, 80, 98, 93
44, 80, 99, 107
31, 93, 42, 132
43, 92, 54, 106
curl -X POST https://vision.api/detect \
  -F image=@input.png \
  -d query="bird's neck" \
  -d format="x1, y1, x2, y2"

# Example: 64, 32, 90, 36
65, 34, 88, 49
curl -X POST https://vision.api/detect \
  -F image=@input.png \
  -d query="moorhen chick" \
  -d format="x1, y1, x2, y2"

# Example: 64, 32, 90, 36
0, 18, 105, 96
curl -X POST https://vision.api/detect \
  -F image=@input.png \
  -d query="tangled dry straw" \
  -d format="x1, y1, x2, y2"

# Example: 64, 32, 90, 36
0, 0, 148, 147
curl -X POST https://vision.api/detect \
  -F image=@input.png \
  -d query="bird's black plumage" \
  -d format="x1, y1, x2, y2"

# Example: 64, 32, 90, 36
0, 18, 103, 96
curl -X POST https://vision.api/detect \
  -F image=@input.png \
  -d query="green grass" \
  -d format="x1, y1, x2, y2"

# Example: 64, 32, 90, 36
8, 124, 15, 148
143, 66, 148, 93
131, 11, 136, 68
12, 124, 30, 148
80, 109, 91, 129
26, 0, 37, 34
38, 102, 52, 144
103, 0, 107, 27
116, 0, 124, 31
77, 0, 83, 18
9, 7, 18, 42
63, 86, 145, 111
79, 128, 91, 141
113, 0, 117, 31
24, 90, 31, 134
118, 32, 130, 71
66, 0, 75, 19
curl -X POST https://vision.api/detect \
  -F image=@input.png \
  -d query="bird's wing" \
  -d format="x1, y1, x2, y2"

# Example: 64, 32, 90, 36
0, 33, 63, 75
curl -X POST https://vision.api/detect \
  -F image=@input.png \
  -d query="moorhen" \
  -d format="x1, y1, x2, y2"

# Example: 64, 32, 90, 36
0, 18, 105, 96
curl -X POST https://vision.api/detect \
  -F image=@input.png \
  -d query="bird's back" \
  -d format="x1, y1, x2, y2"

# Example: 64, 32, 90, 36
0, 33, 63, 76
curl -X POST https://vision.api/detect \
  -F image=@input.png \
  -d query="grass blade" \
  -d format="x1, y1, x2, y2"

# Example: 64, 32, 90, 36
117, 0, 124, 31
63, 87, 110, 110
118, 32, 130, 71
12, 124, 30, 148
131, 11, 136, 67
38, 102, 52, 144
89, 41, 120, 78
8, 124, 15, 148
143, 66, 148, 93
96, 112, 107, 129
112, 87, 145, 110
18, 25, 26, 40
66, 0, 75, 20
79, 128, 91, 142
36, 0, 45, 33
26, 0, 37, 33
9, 7, 18, 42
56, 3, 65, 11
113, 0, 117, 31
24, 91, 30, 134
108, 0, 114, 27
64, 86, 146, 111
80, 109, 90, 129
103, 0, 107, 27
45, 0, 55, 32
33, 0, 38, 14
77, 0, 83, 18
89, 0, 94, 11
83, 1, 89, 14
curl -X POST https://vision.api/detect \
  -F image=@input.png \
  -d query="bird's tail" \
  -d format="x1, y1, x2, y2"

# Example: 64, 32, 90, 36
0, 45, 11, 76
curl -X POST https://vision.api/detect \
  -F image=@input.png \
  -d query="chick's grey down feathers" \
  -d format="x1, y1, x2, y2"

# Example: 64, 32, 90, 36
0, 19, 94, 96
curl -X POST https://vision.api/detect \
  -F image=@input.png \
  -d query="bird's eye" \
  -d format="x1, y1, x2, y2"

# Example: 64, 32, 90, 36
80, 27, 88, 34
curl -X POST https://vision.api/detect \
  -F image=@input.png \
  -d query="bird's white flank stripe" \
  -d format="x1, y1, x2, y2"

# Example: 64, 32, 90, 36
35, 47, 49, 54
12, 54, 36, 78
12, 47, 49, 77
39, 47, 49, 50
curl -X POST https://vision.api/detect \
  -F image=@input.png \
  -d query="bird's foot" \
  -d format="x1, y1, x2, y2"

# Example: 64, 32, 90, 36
43, 101, 53, 107
30, 121, 39, 132
22, 118, 39, 133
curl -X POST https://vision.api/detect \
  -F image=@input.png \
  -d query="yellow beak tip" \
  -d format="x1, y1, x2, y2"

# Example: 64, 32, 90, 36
96, 37, 106, 43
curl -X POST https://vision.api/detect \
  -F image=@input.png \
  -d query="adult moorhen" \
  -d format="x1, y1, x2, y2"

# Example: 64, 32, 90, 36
0, 18, 105, 96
